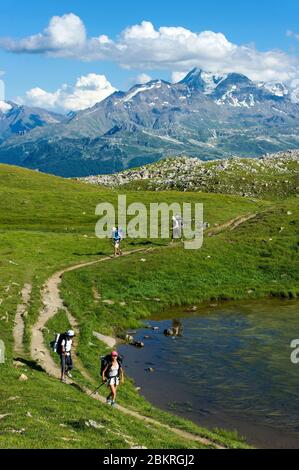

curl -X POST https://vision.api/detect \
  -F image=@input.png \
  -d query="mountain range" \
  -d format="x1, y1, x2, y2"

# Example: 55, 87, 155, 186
0, 68, 299, 177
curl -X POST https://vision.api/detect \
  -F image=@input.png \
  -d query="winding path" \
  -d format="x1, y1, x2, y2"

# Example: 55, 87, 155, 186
28, 213, 258, 448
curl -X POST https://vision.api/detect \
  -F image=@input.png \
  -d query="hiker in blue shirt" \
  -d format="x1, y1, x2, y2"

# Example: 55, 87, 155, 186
112, 226, 123, 256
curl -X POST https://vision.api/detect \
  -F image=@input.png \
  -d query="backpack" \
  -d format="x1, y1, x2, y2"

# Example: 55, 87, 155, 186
50, 333, 67, 355
100, 354, 123, 378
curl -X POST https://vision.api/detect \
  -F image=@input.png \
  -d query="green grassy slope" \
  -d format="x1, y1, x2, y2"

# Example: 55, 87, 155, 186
60, 199, 298, 431
0, 163, 263, 449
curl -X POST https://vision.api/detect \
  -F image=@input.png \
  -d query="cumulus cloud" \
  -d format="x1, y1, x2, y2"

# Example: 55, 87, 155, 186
20, 73, 116, 112
133, 73, 152, 84
171, 71, 188, 83
0, 13, 86, 56
1, 14, 299, 82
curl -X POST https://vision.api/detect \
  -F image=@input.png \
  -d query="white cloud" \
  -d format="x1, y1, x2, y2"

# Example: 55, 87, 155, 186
171, 71, 188, 83
0, 13, 86, 56
286, 30, 299, 41
1, 15, 299, 83
0, 79, 5, 101
0, 70, 6, 101
0, 100, 11, 113
21, 73, 116, 112
133, 73, 152, 84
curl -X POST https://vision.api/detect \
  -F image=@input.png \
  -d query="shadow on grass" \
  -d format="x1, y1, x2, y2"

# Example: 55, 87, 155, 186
14, 357, 45, 373
72, 251, 108, 257
127, 240, 166, 247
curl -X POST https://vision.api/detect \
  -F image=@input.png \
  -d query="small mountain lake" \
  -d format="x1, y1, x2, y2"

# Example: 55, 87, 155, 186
118, 299, 299, 448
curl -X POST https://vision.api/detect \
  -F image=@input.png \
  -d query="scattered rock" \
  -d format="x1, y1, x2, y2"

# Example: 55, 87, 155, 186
61, 437, 79, 442
1, 312, 9, 322
124, 334, 134, 343
13, 360, 25, 368
130, 340, 144, 348
102, 299, 115, 305
79, 152, 299, 200
152, 326, 159, 331
85, 420, 105, 430
146, 367, 155, 373
19, 374, 28, 382
0, 414, 11, 420
10, 428, 25, 434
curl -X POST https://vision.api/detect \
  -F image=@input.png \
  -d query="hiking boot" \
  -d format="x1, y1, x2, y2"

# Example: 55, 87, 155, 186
66, 371, 72, 378
111, 401, 116, 407
106, 398, 112, 405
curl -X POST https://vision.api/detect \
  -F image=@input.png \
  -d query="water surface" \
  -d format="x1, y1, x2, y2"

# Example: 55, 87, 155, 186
119, 300, 299, 448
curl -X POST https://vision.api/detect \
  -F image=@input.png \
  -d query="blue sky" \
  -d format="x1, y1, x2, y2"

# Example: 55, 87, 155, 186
0, 0, 299, 112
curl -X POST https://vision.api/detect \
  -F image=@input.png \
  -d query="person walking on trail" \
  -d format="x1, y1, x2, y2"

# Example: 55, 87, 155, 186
60, 330, 75, 383
112, 226, 123, 257
102, 351, 124, 407
171, 214, 183, 242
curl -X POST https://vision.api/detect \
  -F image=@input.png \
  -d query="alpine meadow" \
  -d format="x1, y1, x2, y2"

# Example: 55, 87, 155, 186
0, 0, 299, 458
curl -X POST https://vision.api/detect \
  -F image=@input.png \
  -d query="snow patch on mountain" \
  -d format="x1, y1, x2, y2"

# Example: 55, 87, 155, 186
121, 82, 162, 103
215, 87, 255, 107
201, 71, 227, 94
258, 82, 289, 97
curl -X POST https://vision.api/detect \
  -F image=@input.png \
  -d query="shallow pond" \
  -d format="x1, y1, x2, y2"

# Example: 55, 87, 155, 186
119, 299, 299, 448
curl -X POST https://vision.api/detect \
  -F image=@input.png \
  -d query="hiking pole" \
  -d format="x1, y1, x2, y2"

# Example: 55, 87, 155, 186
89, 381, 106, 397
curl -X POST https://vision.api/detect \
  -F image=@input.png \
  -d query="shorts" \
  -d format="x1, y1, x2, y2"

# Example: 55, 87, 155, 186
107, 376, 119, 386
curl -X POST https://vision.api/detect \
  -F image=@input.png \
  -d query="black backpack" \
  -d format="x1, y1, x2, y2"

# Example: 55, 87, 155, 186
100, 354, 123, 378
50, 333, 67, 355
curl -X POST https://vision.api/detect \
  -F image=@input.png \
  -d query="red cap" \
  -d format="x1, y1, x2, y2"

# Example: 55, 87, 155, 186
111, 351, 118, 357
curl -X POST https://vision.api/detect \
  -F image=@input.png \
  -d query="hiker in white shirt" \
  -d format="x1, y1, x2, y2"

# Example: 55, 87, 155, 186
60, 330, 74, 382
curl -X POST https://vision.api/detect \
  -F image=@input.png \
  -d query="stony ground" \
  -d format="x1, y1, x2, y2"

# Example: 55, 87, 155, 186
80, 150, 299, 199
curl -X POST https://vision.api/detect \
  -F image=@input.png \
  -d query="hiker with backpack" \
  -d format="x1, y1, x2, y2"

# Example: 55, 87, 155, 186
101, 351, 124, 406
112, 226, 123, 257
51, 330, 75, 382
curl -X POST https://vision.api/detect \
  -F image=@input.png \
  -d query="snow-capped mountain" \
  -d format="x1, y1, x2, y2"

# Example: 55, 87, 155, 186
0, 69, 298, 177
